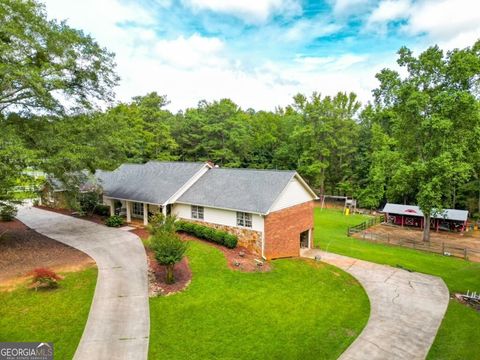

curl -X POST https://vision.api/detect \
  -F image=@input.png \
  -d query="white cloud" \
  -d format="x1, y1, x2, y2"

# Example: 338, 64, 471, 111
365, 0, 480, 49
367, 0, 410, 24
151, 34, 226, 69
328, 0, 373, 17
182, 0, 302, 24
404, 0, 480, 48
284, 18, 341, 42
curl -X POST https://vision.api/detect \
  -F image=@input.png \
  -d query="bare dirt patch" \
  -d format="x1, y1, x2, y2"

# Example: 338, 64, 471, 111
0, 219, 95, 290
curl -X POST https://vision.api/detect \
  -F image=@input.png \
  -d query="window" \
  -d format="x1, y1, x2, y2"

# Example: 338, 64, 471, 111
191, 205, 204, 220
132, 202, 144, 217
237, 212, 252, 228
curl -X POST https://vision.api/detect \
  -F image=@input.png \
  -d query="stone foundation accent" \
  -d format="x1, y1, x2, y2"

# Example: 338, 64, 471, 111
188, 220, 262, 255
264, 201, 314, 259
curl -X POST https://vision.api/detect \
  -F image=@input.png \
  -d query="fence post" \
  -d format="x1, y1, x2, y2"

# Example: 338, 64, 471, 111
347, 226, 350, 237
464, 248, 467, 260
442, 242, 445, 254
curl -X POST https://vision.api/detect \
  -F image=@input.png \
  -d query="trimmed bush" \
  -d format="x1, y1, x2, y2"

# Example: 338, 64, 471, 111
223, 234, 238, 249
105, 215, 124, 227
0, 203, 17, 221
176, 221, 238, 249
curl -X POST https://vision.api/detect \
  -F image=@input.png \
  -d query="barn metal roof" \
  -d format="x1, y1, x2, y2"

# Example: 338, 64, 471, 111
176, 168, 300, 214
381, 203, 468, 222
98, 161, 207, 205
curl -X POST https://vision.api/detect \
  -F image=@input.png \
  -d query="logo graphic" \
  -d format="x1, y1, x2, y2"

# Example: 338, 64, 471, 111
0, 342, 54, 360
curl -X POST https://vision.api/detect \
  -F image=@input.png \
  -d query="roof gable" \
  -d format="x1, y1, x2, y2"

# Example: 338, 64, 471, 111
177, 168, 312, 214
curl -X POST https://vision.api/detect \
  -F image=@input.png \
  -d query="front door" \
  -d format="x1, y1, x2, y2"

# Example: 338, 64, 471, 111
300, 230, 309, 248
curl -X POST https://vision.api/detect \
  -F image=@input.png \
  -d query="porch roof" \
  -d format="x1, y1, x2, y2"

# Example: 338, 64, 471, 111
97, 161, 206, 205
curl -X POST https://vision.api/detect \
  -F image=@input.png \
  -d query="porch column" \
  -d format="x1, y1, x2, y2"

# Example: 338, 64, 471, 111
162, 205, 167, 216
109, 199, 115, 216
143, 203, 148, 226
126, 201, 131, 223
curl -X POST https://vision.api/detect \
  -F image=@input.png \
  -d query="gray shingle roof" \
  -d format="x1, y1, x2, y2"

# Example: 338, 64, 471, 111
99, 161, 206, 204
381, 203, 468, 222
177, 168, 298, 214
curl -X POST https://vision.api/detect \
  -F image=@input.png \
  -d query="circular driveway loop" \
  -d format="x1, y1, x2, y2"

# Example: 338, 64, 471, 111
302, 249, 449, 360
17, 206, 149, 360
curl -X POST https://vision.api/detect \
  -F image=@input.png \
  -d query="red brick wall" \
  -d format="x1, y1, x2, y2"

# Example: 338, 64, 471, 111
264, 201, 314, 259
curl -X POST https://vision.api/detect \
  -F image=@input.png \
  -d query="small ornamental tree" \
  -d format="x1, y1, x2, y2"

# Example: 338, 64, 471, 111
151, 232, 187, 284
29, 268, 63, 290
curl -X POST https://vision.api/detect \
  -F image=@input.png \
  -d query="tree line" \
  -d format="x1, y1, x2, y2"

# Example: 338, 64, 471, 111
1, 0, 480, 240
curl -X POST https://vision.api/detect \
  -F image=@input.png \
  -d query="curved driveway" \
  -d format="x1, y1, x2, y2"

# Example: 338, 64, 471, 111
302, 249, 449, 360
17, 206, 149, 360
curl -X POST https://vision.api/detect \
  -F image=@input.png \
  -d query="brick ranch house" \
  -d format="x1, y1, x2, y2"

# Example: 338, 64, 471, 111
97, 161, 318, 260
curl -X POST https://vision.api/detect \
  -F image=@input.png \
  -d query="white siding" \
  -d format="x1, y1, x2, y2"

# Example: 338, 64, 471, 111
269, 177, 314, 212
173, 203, 264, 232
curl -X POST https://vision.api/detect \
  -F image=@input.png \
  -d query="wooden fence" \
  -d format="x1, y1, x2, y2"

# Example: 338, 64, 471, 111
347, 215, 385, 236
349, 228, 480, 262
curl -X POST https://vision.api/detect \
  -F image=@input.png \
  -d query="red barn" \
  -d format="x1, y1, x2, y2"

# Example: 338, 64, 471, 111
381, 203, 468, 232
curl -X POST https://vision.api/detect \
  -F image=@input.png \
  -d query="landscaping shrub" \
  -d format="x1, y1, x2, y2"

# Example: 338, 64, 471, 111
105, 215, 124, 227
79, 192, 101, 214
148, 213, 177, 236
176, 221, 238, 249
223, 234, 238, 249
29, 268, 63, 290
0, 203, 17, 221
151, 232, 188, 284
94, 204, 110, 216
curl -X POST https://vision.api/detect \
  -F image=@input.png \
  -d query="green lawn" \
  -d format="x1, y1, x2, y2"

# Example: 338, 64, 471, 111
314, 208, 480, 360
0, 267, 97, 360
149, 241, 369, 360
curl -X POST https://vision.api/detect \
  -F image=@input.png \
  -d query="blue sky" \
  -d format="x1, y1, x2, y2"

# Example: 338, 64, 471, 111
43, 0, 480, 111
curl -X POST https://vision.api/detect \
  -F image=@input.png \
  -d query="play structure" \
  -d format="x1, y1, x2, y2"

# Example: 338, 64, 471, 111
318, 195, 357, 215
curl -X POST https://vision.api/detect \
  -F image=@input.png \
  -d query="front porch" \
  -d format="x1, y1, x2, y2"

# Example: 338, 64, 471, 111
104, 197, 170, 226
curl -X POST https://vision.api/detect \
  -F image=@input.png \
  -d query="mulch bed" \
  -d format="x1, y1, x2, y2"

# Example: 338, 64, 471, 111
146, 249, 191, 297
0, 219, 95, 289
35, 205, 107, 225
130, 227, 150, 240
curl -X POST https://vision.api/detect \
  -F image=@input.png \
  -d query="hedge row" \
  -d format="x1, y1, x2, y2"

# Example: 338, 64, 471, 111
176, 220, 238, 249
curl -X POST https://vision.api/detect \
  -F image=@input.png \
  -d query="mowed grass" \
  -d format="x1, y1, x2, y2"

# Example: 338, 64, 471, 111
0, 267, 97, 360
149, 241, 369, 360
315, 208, 480, 360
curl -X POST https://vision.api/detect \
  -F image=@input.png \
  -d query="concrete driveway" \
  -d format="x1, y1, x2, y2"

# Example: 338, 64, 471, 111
17, 206, 149, 360
301, 249, 449, 360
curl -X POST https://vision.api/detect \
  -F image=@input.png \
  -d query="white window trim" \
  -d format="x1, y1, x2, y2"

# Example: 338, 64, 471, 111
191, 205, 204, 220
236, 212, 252, 228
